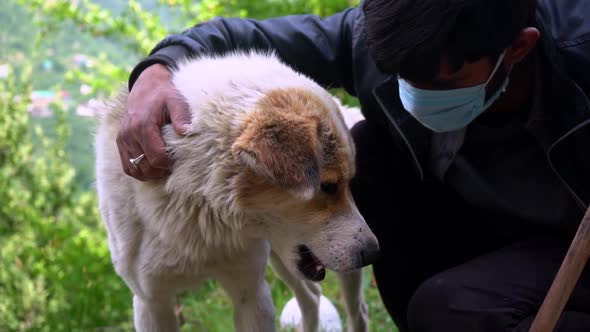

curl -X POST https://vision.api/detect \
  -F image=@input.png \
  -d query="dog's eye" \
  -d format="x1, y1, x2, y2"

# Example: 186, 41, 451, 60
320, 182, 338, 194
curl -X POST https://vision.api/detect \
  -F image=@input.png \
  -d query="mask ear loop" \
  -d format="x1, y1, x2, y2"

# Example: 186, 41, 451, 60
481, 50, 512, 109
484, 50, 507, 85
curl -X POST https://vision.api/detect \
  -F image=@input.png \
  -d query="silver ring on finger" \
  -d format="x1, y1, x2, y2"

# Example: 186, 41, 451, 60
129, 154, 145, 169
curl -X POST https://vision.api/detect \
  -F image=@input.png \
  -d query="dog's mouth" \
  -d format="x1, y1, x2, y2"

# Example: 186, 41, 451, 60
296, 245, 326, 281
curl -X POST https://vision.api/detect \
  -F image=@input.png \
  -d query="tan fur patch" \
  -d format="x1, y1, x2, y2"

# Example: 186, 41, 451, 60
232, 91, 322, 193
234, 88, 355, 224
262, 89, 353, 177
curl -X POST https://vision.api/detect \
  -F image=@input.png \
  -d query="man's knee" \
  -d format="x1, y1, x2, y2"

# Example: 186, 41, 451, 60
407, 271, 524, 332
406, 272, 510, 331
407, 274, 457, 332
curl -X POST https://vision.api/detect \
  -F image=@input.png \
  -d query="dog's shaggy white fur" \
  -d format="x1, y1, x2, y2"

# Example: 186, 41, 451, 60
96, 52, 379, 332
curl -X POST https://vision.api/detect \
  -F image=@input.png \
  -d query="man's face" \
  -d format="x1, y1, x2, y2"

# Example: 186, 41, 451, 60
406, 55, 511, 101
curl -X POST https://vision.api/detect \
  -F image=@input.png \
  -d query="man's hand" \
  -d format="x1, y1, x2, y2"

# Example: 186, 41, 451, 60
116, 64, 191, 181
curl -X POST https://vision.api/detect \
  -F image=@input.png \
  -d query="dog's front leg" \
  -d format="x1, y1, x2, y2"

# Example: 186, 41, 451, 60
133, 295, 179, 332
215, 241, 276, 332
338, 269, 369, 332
270, 250, 321, 332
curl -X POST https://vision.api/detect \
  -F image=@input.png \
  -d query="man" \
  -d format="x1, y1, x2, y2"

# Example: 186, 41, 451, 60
116, 0, 590, 331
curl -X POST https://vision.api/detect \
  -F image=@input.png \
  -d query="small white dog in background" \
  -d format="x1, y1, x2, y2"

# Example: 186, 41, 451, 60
95, 52, 380, 332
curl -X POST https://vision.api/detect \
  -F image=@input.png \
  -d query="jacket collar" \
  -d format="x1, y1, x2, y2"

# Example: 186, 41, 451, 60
372, 77, 430, 180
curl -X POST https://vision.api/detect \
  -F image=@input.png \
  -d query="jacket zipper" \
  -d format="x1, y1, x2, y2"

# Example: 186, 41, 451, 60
373, 90, 424, 181
547, 76, 590, 211
547, 122, 589, 211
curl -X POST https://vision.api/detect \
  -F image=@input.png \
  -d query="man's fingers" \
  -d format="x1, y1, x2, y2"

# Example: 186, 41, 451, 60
136, 122, 171, 171
116, 63, 179, 180
167, 97, 191, 135
116, 137, 147, 181
116, 139, 133, 177
126, 140, 169, 181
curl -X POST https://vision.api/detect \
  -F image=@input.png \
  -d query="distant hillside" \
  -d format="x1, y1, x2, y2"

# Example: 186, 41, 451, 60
3, 0, 191, 91
1, 1, 136, 190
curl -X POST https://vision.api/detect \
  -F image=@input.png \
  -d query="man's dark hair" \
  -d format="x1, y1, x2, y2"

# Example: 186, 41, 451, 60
362, 0, 537, 82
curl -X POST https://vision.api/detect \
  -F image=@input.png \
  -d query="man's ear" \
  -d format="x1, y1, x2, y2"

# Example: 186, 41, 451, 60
232, 109, 322, 200
505, 27, 540, 65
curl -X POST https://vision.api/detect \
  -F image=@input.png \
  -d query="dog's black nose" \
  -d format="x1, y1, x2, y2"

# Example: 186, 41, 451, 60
359, 240, 380, 267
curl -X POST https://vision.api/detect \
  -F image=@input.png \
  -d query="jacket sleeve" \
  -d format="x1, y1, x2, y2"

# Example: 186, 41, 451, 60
128, 8, 358, 95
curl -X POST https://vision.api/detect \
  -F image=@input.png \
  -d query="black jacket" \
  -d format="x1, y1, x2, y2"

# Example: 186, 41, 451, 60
129, 0, 590, 226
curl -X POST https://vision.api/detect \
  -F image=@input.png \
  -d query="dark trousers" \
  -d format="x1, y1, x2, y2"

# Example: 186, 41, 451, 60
349, 120, 590, 332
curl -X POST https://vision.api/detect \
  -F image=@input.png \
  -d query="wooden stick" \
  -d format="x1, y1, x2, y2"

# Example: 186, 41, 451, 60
529, 206, 590, 332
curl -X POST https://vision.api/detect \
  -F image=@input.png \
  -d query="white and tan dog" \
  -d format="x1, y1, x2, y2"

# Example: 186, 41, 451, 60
96, 52, 380, 332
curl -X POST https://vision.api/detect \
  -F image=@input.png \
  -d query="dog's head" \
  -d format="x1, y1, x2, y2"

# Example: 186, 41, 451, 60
233, 88, 379, 281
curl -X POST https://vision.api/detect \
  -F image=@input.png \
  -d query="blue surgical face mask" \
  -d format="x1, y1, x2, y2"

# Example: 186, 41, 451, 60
398, 51, 511, 133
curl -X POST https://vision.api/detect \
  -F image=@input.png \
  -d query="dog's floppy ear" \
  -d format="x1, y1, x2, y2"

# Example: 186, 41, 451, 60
232, 108, 322, 200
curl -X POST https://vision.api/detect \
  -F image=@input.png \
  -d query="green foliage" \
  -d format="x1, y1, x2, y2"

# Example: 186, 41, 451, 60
0, 64, 132, 331
163, 0, 359, 22
1, 0, 394, 331
19, 0, 166, 55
